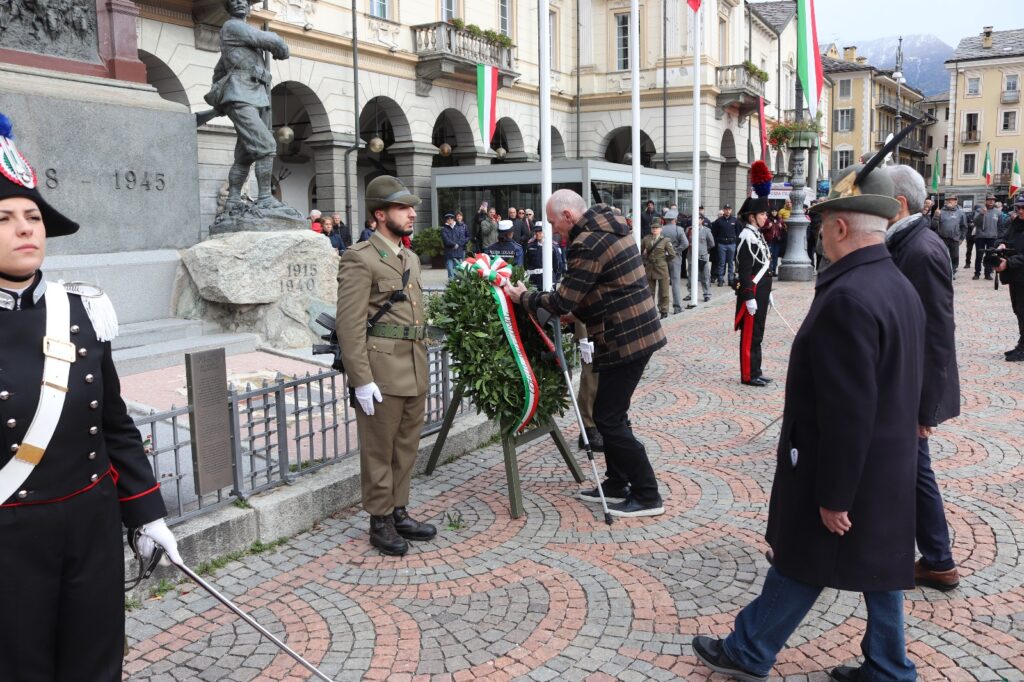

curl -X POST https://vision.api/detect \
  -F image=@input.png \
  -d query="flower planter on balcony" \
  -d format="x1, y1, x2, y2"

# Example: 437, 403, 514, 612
715, 64, 768, 122
412, 22, 519, 96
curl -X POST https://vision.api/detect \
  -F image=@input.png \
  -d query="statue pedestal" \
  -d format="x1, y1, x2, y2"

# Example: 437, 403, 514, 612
176, 231, 339, 348
209, 204, 306, 235
778, 143, 816, 283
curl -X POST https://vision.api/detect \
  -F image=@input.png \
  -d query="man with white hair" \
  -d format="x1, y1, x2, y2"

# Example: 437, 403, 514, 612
886, 165, 961, 592
503, 190, 667, 517
693, 163, 925, 682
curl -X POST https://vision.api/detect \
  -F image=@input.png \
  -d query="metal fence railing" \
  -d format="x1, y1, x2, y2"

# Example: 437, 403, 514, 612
134, 346, 468, 526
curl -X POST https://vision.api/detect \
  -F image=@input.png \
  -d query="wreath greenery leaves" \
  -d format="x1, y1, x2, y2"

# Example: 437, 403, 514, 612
428, 267, 570, 433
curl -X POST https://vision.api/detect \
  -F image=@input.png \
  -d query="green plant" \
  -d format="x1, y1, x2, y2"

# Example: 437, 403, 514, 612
125, 597, 142, 611
742, 60, 770, 83
427, 269, 570, 434
232, 498, 252, 509
448, 17, 465, 30
465, 23, 483, 37
482, 28, 500, 43
767, 118, 821, 150
411, 226, 444, 258
194, 537, 290, 577
495, 34, 514, 49
149, 578, 175, 600
445, 510, 466, 530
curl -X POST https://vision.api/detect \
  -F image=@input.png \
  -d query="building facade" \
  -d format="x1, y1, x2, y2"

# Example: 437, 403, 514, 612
944, 26, 1023, 204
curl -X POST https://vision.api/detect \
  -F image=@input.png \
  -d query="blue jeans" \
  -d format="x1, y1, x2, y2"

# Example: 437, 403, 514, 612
717, 242, 737, 283
445, 257, 460, 280
769, 243, 782, 275
723, 567, 916, 680
916, 437, 955, 571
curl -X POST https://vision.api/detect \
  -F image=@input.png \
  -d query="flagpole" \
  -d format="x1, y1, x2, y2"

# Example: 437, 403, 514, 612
540, 0, 553, 290
630, 0, 641, 248
689, 1, 702, 308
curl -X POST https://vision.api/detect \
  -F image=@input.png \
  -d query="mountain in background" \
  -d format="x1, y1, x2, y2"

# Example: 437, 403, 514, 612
852, 34, 955, 96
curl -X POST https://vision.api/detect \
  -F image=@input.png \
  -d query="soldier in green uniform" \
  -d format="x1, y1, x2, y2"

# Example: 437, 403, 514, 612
336, 176, 437, 556
640, 218, 676, 319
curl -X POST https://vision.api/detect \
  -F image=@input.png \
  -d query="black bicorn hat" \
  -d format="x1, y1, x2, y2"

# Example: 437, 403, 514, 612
0, 114, 79, 237
738, 197, 770, 219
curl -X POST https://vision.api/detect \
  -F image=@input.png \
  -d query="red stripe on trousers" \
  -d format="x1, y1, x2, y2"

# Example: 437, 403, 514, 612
740, 310, 755, 382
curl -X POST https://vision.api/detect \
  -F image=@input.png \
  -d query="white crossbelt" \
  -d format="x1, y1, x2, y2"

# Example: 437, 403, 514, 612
0, 282, 74, 504
525, 268, 544, 276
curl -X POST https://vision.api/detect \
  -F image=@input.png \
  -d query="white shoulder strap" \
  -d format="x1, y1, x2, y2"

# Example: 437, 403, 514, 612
0, 282, 75, 504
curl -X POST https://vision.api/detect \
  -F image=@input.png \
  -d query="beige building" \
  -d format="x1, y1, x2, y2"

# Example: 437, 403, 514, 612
921, 91, 951, 190
820, 44, 930, 181
943, 26, 1023, 204
123, 0, 807, 229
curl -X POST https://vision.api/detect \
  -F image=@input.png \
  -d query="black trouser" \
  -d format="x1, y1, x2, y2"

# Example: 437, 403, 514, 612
0, 477, 126, 682
736, 276, 772, 382
964, 235, 975, 266
594, 354, 660, 504
916, 437, 955, 571
1010, 283, 1024, 349
973, 237, 995, 276
943, 238, 961, 272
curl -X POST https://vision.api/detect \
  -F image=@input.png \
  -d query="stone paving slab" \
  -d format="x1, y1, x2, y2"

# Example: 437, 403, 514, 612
125, 272, 1024, 681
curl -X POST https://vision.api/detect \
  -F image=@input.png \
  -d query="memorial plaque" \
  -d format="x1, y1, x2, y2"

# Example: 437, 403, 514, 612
185, 348, 234, 495
0, 0, 101, 64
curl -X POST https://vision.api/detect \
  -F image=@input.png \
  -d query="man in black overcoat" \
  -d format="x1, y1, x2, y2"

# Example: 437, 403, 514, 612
693, 164, 925, 682
886, 165, 962, 591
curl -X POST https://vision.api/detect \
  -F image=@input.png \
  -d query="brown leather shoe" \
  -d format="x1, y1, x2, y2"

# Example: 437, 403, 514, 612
914, 559, 960, 591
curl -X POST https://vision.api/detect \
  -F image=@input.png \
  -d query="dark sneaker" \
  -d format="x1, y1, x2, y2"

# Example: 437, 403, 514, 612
1005, 347, 1023, 356
578, 484, 630, 505
914, 559, 959, 591
1006, 350, 1024, 362
985, 274, 993, 280
829, 665, 862, 682
973, 273, 981, 280
608, 496, 665, 518
692, 636, 767, 682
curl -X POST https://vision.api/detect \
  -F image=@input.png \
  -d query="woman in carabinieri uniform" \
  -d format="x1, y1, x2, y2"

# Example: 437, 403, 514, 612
0, 114, 182, 681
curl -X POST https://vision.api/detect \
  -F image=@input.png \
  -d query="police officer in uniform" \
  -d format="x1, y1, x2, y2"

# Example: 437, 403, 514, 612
336, 175, 437, 556
484, 219, 525, 266
735, 197, 774, 386
0, 115, 180, 681
524, 221, 565, 289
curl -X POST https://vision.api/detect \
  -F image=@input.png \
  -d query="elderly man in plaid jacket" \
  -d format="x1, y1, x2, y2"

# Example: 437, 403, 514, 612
504, 190, 667, 517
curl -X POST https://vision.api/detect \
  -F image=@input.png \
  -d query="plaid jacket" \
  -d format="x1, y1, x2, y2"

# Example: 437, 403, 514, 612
522, 204, 666, 369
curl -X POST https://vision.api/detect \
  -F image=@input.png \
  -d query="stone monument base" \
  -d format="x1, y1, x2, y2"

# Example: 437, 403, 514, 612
778, 262, 815, 282
175, 231, 339, 349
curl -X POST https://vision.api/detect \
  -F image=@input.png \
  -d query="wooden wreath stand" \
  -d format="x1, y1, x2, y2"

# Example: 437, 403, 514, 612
424, 383, 585, 518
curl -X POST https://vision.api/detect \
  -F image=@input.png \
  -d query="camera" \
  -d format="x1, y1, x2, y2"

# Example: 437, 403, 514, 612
981, 246, 1018, 289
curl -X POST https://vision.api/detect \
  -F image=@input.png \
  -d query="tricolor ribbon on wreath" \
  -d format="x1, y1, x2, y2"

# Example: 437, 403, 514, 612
458, 253, 540, 434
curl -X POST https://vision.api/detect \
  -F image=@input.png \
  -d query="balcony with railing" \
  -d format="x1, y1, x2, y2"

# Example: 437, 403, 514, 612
875, 93, 928, 121
875, 130, 927, 155
411, 22, 518, 96
715, 65, 767, 121
961, 130, 981, 144
1002, 89, 1021, 104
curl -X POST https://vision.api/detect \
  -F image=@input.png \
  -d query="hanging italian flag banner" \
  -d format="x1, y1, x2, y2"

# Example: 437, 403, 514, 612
477, 64, 498, 148
458, 253, 540, 434
796, 0, 823, 118
687, 0, 701, 10
983, 143, 993, 186
931, 149, 941, 191
1010, 158, 1021, 198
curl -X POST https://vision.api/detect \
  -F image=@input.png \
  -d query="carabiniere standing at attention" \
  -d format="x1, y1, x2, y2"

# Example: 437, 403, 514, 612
0, 114, 181, 681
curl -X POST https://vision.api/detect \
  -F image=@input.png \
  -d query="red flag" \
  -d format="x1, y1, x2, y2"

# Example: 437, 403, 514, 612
758, 96, 767, 160
688, 0, 701, 11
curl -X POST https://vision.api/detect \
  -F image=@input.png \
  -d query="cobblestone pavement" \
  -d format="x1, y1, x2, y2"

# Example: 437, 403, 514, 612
124, 271, 1024, 681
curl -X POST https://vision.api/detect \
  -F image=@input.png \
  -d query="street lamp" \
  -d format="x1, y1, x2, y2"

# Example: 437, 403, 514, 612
893, 36, 905, 161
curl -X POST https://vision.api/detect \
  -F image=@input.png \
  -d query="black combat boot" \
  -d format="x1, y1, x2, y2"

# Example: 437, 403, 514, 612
369, 515, 408, 556
393, 507, 437, 541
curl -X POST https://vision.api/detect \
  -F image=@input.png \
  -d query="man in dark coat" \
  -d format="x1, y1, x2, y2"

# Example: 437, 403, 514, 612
994, 196, 1024, 360
887, 165, 962, 591
504, 190, 667, 518
711, 204, 740, 286
694, 164, 924, 682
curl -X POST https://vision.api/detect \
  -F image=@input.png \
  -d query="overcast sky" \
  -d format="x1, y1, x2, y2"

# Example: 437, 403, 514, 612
814, 1, 1024, 48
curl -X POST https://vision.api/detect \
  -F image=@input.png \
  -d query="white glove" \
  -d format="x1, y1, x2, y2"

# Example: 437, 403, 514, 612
355, 382, 383, 416
137, 518, 182, 566
745, 299, 758, 316
769, 293, 776, 309
578, 338, 594, 364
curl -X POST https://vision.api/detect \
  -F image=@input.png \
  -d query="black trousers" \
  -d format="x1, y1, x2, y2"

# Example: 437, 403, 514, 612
0, 477, 125, 682
964, 235, 975, 265
973, 237, 995, 275
916, 438, 955, 571
1010, 283, 1024, 349
736, 277, 772, 382
943, 238, 960, 271
593, 354, 660, 504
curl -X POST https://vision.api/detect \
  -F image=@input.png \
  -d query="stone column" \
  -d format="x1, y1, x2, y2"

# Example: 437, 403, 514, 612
778, 143, 814, 281
308, 132, 358, 243
389, 141, 437, 229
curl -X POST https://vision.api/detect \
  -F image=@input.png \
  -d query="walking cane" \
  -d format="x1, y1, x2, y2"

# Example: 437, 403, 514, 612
535, 309, 613, 525
170, 558, 334, 681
